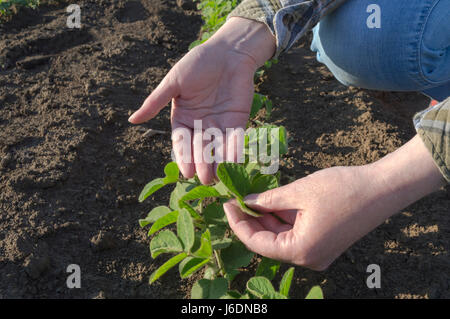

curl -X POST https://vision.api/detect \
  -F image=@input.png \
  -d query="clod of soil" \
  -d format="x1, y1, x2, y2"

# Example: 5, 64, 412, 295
90, 231, 117, 252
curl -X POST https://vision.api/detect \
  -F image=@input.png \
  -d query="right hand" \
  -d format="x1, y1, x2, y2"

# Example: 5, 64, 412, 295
223, 135, 445, 270
128, 17, 276, 184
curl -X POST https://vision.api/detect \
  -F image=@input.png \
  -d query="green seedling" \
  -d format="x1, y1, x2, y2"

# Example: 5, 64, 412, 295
137, 0, 323, 300
137, 160, 323, 299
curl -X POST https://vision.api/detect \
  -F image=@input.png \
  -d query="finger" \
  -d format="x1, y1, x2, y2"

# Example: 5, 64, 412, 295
172, 124, 195, 179
193, 128, 215, 185
258, 214, 292, 234
205, 128, 224, 183
244, 182, 300, 213
225, 126, 246, 163
213, 125, 245, 179
128, 73, 178, 124
272, 210, 299, 225
223, 200, 293, 261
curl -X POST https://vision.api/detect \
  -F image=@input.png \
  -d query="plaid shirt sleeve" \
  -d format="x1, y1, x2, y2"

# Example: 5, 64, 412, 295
228, 0, 348, 58
414, 97, 450, 184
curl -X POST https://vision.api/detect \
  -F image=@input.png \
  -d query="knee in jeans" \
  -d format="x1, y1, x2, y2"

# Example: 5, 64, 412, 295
311, 0, 450, 91
420, 0, 450, 85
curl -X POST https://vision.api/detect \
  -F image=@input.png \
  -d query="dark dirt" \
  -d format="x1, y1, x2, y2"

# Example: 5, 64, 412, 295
0, 0, 448, 299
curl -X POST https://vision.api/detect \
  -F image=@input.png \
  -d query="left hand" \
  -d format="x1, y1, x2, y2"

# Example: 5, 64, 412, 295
128, 18, 276, 185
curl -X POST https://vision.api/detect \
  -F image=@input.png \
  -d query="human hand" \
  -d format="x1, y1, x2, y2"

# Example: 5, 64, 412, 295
129, 18, 276, 185
224, 166, 381, 270
224, 136, 445, 270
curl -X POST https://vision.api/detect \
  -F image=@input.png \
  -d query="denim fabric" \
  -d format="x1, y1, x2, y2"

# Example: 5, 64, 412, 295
310, 0, 450, 101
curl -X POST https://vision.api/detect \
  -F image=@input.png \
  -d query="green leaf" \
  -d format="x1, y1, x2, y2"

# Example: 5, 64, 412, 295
179, 256, 210, 278
247, 125, 288, 160
262, 291, 288, 299
278, 126, 288, 155
236, 197, 263, 217
163, 162, 179, 183
246, 276, 276, 299
189, 39, 203, 50
211, 238, 232, 250
279, 267, 294, 297
255, 257, 281, 281
180, 185, 221, 203
192, 229, 213, 258
190, 231, 203, 253
305, 286, 324, 299
250, 174, 279, 194
179, 202, 202, 220
138, 178, 165, 202
265, 99, 273, 120
170, 181, 197, 211
139, 206, 172, 228
224, 269, 240, 283
191, 278, 228, 299
208, 224, 227, 241
203, 266, 217, 280
139, 162, 179, 202
225, 290, 242, 299
203, 202, 227, 225
250, 93, 264, 118
201, 32, 212, 41
221, 240, 254, 271
148, 210, 179, 236
149, 252, 187, 284
177, 209, 195, 252
213, 181, 229, 196
149, 230, 183, 258
245, 162, 261, 178
216, 162, 251, 199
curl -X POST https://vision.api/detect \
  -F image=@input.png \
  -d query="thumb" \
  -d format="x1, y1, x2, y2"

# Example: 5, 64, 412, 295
128, 73, 179, 124
244, 183, 299, 213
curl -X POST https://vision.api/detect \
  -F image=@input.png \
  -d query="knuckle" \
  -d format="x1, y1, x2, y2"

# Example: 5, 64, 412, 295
261, 190, 274, 206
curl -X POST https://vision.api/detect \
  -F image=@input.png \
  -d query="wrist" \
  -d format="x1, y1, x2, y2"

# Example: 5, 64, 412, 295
208, 17, 276, 68
366, 135, 445, 217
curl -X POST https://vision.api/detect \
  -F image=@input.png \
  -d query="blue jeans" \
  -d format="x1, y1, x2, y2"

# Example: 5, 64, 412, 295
310, 0, 450, 101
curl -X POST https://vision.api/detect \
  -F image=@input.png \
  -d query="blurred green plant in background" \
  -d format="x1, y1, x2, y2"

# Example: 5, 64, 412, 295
189, 0, 240, 50
0, 0, 40, 20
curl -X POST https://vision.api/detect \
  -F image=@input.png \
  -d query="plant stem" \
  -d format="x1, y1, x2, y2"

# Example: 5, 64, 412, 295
214, 250, 226, 277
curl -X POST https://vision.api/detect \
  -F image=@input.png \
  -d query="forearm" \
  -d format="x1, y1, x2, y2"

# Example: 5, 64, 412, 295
367, 135, 446, 220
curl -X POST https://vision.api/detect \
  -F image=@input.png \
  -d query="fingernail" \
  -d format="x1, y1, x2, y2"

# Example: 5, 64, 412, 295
128, 113, 136, 123
244, 194, 258, 205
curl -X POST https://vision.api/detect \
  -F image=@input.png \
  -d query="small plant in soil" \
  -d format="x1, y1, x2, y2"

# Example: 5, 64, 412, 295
137, 133, 323, 299
137, 0, 323, 299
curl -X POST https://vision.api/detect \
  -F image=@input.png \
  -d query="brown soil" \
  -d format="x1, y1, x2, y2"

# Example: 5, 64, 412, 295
0, 0, 448, 299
